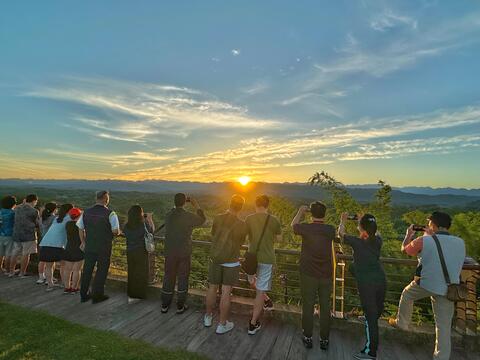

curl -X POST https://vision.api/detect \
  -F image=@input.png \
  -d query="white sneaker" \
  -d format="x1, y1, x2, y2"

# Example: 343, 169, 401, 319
36, 278, 46, 284
216, 321, 234, 334
204, 313, 213, 327
128, 297, 142, 304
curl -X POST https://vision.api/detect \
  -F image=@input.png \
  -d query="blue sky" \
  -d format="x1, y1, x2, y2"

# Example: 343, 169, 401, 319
1, 1, 480, 187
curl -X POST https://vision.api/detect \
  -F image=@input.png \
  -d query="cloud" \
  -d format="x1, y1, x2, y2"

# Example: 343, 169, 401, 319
304, 13, 480, 91
231, 49, 240, 56
25, 77, 281, 143
370, 11, 417, 32
241, 81, 269, 95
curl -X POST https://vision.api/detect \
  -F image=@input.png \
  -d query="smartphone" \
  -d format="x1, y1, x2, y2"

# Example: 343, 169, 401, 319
347, 214, 358, 221
413, 225, 426, 232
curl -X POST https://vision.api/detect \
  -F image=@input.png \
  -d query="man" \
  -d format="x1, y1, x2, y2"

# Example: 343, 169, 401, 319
291, 201, 335, 350
161, 193, 206, 314
77, 190, 120, 304
204, 194, 247, 334
389, 211, 465, 360
245, 195, 282, 335
10, 194, 40, 277
0, 196, 17, 275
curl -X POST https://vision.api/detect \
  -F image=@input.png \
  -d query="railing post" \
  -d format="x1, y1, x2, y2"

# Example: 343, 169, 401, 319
456, 268, 479, 336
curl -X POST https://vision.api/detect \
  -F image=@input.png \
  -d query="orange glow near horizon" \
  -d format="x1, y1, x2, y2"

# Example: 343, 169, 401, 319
238, 176, 251, 186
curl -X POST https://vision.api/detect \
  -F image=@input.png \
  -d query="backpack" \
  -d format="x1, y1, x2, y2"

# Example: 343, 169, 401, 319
210, 215, 237, 264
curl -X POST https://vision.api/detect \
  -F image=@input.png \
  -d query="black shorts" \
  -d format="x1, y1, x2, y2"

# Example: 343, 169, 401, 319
63, 249, 84, 262
39, 246, 64, 262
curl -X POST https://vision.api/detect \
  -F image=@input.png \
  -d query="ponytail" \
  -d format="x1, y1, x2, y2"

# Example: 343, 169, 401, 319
360, 214, 377, 244
41, 202, 57, 222
57, 203, 74, 223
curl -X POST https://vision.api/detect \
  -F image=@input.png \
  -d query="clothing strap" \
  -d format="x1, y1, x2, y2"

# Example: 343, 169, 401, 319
431, 233, 451, 285
255, 214, 271, 256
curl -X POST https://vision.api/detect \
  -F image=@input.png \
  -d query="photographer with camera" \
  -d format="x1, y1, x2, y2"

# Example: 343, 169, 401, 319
338, 213, 386, 360
389, 212, 465, 360
291, 201, 335, 351
161, 193, 206, 314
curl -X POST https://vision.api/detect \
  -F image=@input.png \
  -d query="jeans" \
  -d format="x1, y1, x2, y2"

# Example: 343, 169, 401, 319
357, 281, 386, 357
396, 281, 454, 360
161, 254, 191, 308
80, 250, 111, 299
300, 272, 332, 339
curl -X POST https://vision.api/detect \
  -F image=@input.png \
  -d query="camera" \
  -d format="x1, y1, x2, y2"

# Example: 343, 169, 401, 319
347, 214, 358, 221
413, 225, 426, 232
186, 196, 191, 203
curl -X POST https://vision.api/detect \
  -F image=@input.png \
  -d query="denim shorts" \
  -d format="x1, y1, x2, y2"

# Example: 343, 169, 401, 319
0, 236, 14, 257
248, 263, 273, 291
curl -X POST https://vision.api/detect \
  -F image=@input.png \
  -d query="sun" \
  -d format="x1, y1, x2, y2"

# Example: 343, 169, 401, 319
238, 176, 251, 186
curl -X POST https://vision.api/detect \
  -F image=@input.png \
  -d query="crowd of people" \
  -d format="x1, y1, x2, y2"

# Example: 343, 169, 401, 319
0, 190, 467, 360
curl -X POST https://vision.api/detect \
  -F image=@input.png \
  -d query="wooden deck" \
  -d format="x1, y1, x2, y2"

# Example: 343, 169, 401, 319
0, 275, 476, 360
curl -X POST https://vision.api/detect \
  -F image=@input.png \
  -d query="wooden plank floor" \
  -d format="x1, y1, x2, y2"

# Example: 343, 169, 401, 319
0, 275, 475, 360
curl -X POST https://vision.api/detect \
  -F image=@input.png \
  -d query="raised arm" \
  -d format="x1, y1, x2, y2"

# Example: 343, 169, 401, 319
291, 205, 309, 228
401, 225, 416, 252
337, 212, 348, 239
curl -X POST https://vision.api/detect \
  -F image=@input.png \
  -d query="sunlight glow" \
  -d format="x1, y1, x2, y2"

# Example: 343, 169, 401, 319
238, 176, 251, 186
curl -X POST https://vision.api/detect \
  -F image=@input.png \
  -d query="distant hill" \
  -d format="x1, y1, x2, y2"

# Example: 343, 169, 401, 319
1, 179, 479, 208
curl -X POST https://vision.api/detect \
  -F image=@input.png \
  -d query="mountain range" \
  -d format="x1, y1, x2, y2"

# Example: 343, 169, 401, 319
0, 179, 479, 208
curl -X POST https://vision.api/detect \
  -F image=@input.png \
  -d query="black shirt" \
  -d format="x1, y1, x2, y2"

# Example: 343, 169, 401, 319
124, 222, 153, 252
293, 222, 336, 279
344, 234, 386, 284
164, 207, 206, 257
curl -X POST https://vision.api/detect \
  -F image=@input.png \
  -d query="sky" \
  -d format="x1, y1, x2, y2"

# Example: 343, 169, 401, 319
1, 1, 480, 188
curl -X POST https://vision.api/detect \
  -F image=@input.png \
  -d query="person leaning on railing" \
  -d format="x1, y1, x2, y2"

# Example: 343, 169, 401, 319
161, 193, 206, 314
389, 211, 466, 360
291, 201, 335, 351
338, 213, 386, 360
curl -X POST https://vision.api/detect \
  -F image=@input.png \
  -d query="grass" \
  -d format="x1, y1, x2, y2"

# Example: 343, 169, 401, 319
0, 302, 208, 360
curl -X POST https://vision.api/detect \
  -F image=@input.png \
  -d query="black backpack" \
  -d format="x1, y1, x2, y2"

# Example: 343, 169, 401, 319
210, 215, 237, 264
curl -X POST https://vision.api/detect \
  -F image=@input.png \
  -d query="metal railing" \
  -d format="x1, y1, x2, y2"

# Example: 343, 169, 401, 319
109, 235, 480, 336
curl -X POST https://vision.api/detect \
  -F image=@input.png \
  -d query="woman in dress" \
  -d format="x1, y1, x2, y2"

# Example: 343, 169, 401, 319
123, 205, 154, 303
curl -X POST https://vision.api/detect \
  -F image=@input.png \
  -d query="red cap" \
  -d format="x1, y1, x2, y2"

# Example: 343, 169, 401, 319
68, 208, 82, 220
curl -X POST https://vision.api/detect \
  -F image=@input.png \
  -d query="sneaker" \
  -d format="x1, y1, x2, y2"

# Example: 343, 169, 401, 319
128, 297, 142, 304
353, 351, 376, 360
216, 321, 234, 335
302, 335, 313, 349
8, 273, 16, 278
320, 339, 329, 351
36, 278, 46, 285
176, 304, 189, 314
248, 321, 261, 335
18, 273, 30, 278
46, 286, 56, 292
70, 288, 79, 295
161, 305, 169, 313
92, 294, 109, 304
263, 298, 274, 311
63, 288, 72, 294
204, 313, 213, 327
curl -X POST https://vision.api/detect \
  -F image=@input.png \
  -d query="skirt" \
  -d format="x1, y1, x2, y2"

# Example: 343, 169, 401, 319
39, 246, 64, 262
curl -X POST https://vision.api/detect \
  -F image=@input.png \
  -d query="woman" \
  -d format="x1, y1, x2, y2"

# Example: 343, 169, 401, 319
37, 202, 57, 284
62, 208, 84, 294
123, 205, 154, 303
39, 203, 73, 291
338, 213, 386, 360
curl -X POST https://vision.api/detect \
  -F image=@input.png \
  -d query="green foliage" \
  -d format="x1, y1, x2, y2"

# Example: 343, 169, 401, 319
450, 212, 480, 261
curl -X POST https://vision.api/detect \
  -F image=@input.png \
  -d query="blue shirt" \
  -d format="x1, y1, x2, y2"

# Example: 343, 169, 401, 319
40, 215, 71, 249
0, 208, 15, 236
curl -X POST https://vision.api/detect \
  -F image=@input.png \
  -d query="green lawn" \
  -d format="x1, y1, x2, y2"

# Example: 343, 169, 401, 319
0, 302, 208, 360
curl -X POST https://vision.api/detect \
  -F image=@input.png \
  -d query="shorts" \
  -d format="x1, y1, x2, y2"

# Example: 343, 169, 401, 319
63, 249, 85, 262
208, 262, 240, 286
248, 263, 273, 291
39, 246, 64, 262
0, 236, 14, 257
12, 240, 38, 256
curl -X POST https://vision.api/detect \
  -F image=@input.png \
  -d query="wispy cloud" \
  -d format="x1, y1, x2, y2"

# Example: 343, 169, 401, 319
231, 49, 240, 56
304, 13, 480, 91
370, 10, 417, 32
25, 76, 282, 143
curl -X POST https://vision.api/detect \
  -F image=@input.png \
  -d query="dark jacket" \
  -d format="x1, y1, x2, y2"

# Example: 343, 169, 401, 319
164, 207, 206, 257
